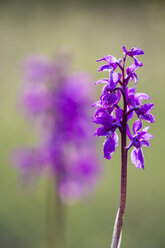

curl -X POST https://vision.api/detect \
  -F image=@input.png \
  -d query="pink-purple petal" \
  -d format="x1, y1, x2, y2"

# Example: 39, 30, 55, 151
94, 127, 109, 136
94, 79, 109, 85
126, 124, 132, 140
141, 113, 155, 123
131, 47, 144, 56
115, 108, 123, 123
103, 136, 116, 160
98, 64, 113, 72
131, 148, 144, 169
135, 93, 151, 101
134, 57, 143, 67
133, 119, 142, 134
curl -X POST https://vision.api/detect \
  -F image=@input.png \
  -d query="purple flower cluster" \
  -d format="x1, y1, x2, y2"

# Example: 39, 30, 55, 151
12, 52, 100, 204
93, 46, 154, 169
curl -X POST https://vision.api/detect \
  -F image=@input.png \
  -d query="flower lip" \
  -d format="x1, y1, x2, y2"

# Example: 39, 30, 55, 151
103, 132, 118, 160
131, 148, 144, 169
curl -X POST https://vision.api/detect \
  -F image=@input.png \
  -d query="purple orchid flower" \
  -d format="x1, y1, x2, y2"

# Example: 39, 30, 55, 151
93, 46, 154, 168
93, 46, 154, 248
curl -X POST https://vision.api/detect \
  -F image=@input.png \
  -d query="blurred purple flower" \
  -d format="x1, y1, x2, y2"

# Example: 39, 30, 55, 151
12, 52, 100, 204
22, 55, 52, 83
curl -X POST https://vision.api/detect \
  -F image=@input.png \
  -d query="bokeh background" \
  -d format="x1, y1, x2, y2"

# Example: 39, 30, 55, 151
0, 0, 164, 247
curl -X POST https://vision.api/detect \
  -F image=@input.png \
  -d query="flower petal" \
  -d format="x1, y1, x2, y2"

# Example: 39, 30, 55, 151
140, 140, 150, 147
131, 148, 144, 169
94, 79, 109, 85
123, 46, 127, 54
133, 119, 142, 134
102, 85, 110, 94
135, 93, 151, 101
126, 124, 132, 140
92, 101, 102, 108
92, 116, 114, 129
112, 132, 119, 147
115, 108, 123, 123
97, 55, 116, 63
134, 57, 143, 67
133, 73, 138, 84
101, 93, 118, 107
103, 136, 116, 160
94, 107, 108, 117
128, 87, 136, 95
141, 113, 155, 123
131, 47, 144, 56
98, 64, 113, 72
139, 131, 153, 140
136, 103, 154, 115
109, 72, 121, 88
137, 149, 144, 169
94, 127, 109, 136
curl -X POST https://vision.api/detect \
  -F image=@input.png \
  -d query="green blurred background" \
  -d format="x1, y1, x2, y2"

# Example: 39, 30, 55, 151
0, 0, 164, 247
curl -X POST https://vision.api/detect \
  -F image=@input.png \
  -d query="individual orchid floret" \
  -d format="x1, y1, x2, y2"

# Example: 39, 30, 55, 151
95, 71, 121, 92
93, 46, 154, 248
127, 123, 153, 169
93, 107, 122, 159
136, 103, 155, 123
97, 55, 122, 72
123, 46, 144, 67
125, 63, 138, 85
109, 72, 122, 90
93, 107, 122, 136
123, 46, 144, 85
126, 87, 151, 120
100, 90, 120, 107
123, 46, 144, 57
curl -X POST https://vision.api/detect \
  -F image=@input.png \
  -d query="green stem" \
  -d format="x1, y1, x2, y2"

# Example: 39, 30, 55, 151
55, 177, 66, 248
45, 177, 66, 248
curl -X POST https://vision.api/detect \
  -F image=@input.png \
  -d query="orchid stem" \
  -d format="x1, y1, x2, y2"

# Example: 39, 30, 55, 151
110, 59, 128, 248
110, 123, 128, 248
